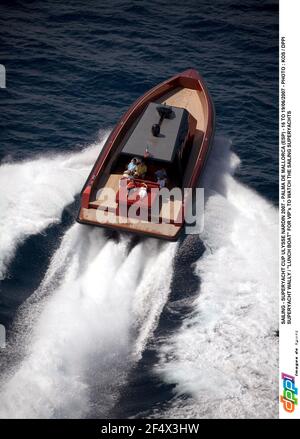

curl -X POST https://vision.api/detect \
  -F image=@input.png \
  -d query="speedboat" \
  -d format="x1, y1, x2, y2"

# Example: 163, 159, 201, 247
77, 69, 215, 240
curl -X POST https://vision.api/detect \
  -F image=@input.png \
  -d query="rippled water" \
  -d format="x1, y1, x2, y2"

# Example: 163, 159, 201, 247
0, 0, 278, 419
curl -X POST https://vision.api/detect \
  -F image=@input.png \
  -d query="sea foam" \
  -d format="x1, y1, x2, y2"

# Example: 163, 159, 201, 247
155, 137, 278, 419
0, 135, 107, 280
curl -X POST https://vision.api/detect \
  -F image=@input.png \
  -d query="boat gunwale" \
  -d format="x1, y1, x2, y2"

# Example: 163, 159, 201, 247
77, 68, 215, 240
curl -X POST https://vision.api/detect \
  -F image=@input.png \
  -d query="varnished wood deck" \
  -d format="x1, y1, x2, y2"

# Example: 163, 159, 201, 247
89, 174, 119, 211
79, 207, 182, 240
159, 87, 206, 131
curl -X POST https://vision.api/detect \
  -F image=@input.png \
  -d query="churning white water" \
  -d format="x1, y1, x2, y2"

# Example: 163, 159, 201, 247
0, 223, 176, 418
0, 132, 176, 418
0, 136, 277, 419
155, 137, 278, 419
0, 135, 108, 280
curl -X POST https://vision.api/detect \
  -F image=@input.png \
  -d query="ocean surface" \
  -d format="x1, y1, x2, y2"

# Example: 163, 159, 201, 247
0, 0, 278, 419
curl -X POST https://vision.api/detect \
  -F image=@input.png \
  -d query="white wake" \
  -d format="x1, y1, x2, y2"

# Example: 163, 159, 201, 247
0, 134, 108, 280
155, 137, 278, 419
0, 226, 176, 418
0, 135, 177, 418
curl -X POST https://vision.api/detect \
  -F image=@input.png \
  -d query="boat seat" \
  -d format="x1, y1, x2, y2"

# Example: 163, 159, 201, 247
116, 178, 160, 210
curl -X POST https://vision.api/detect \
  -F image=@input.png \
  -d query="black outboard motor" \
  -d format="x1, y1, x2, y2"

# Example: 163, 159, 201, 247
152, 104, 173, 137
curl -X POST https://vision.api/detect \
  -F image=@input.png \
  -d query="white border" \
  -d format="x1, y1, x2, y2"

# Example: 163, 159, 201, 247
279, 0, 300, 419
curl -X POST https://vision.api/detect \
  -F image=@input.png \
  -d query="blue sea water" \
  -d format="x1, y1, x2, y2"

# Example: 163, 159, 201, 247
0, 0, 278, 419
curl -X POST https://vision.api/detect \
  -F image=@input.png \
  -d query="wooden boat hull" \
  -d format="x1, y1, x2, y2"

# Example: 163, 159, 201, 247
77, 69, 215, 240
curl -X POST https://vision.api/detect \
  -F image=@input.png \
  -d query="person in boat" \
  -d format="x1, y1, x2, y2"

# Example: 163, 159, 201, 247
126, 179, 137, 195
134, 159, 147, 179
155, 168, 167, 188
123, 157, 138, 177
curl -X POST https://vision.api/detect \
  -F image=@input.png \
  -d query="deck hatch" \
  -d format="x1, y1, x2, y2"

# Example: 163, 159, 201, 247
121, 102, 189, 163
